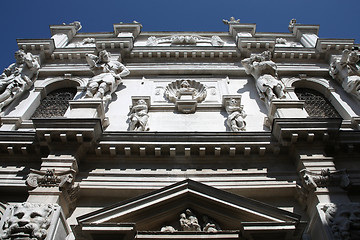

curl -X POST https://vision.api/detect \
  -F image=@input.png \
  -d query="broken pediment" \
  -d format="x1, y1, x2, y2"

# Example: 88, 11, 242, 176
76, 179, 305, 240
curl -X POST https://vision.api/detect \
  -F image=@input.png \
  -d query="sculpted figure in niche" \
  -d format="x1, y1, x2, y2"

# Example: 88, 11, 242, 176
1, 202, 54, 240
329, 49, 360, 100
85, 50, 130, 100
322, 203, 360, 240
226, 98, 247, 132
129, 99, 149, 131
0, 50, 40, 111
241, 51, 286, 104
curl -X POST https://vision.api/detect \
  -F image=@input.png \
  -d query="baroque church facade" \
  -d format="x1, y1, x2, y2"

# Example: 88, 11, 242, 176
0, 18, 359, 240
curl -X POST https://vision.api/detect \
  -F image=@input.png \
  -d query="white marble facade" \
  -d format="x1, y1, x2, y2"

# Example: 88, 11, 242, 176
0, 19, 360, 240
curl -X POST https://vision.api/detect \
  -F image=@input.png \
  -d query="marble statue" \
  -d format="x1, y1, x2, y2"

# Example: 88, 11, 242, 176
0, 50, 40, 111
226, 98, 247, 132
1, 202, 54, 240
241, 51, 286, 104
329, 49, 360, 100
85, 50, 130, 100
322, 203, 360, 240
222, 17, 240, 25
202, 215, 220, 232
129, 99, 149, 131
160, 226, 176, 232
288, 18, 296, 32
179, 209, 201, 231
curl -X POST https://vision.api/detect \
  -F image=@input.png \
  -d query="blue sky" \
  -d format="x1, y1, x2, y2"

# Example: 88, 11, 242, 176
0, 0, 358, 70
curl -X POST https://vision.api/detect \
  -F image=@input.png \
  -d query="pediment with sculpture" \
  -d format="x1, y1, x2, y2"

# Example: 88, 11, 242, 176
76, 180, 305, 240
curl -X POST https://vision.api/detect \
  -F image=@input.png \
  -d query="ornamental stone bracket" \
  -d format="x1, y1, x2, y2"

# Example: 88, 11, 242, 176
165, 79, 207, 113
271, 118, 342, 146
0, 202, 70, 240
265, 99, 307, 128
300, 168, 350, 191
26, 169, 79, 217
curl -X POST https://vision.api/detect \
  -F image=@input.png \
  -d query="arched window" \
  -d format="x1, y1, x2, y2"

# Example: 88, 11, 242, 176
295, 88, 341, 118
31, 88, 77, 118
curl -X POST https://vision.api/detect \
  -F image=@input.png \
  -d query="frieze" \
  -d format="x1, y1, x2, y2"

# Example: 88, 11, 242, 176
146, 35, 224, 47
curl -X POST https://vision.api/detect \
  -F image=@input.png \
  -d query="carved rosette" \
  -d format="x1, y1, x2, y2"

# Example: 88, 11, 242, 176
165, 80, 207, 113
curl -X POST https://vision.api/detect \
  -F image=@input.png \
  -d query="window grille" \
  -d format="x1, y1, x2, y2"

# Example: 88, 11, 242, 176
295, 88, 341, 118
31, 88, 77, 118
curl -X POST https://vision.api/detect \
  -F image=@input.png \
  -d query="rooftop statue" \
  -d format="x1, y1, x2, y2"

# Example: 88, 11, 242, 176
0, 50, 40, 111
330, 49, 360, 100
85, 50, 130, 101
222, 17, 240, 25
242, 51, 286, 105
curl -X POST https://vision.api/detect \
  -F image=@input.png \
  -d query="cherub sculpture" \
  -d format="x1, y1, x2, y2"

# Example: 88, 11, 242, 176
85, 50, 130, 101
129, 99, 149, 131
226, 98, 247, 132
0, 50, 40, 111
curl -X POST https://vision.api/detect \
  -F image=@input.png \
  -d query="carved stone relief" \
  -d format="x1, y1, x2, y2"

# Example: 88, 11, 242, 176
0, 50, 40, 111
165, 80, 207, 113
300, 168, 350, 191
322, 203, 360, 240
66, 37, 96, 48
26, 169, 75, 189
275, 38, 302, 47
241, 50, 286, 106
223, 96, 247, 132
128, 98, 150, 131
84, 50, 130, 103
160, 209, 220, 233
0, 202, 55, 240
329, 49, 360, 100
146, 35, 224, 47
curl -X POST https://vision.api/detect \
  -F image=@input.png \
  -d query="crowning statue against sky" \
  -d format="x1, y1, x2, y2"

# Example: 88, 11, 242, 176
0, 0, 358, 70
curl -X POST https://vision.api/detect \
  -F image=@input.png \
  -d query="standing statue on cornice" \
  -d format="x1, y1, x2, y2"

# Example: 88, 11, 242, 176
242, 51, 286, 105
129, 99, 149, 131
85, 50, 130, 101
0, 50, 40, 111
329, 49, 360, 100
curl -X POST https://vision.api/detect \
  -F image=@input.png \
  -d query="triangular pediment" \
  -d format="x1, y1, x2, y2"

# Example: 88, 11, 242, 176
77, 180, 305, 240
